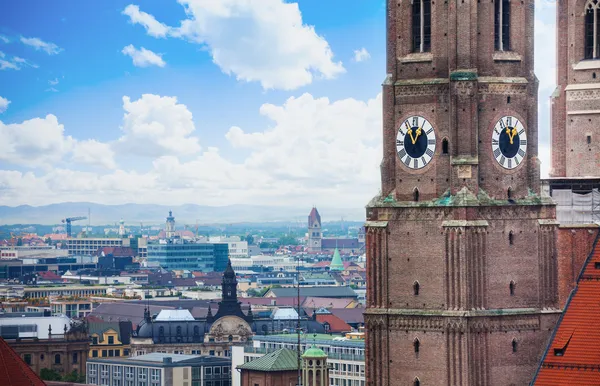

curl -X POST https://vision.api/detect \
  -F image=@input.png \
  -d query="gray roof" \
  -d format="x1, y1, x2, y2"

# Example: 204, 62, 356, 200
87, 353, 230, 367
267, 286, 357, 299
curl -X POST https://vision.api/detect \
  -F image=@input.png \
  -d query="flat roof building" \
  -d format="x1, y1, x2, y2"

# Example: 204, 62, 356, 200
86, 353, 231, 386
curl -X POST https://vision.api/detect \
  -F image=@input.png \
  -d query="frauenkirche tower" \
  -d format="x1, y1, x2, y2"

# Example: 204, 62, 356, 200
364, 0, 561, 385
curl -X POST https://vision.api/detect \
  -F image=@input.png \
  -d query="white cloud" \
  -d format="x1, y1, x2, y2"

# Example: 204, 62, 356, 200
353, 48, 370, 62
122, 0, 345, 90
0, 96, 10, 113
72, 140, 117, 169
20, 36, 63, 55
116, 94, 201, 157
122, 4, 170, 38
49, 78, 59, 85
0, 35, 9, 43
0, 59, 20, 70
0, 92, 382, 209
121, 44, 166, 68
46, 87, 59, 93
0, 115, 74, 168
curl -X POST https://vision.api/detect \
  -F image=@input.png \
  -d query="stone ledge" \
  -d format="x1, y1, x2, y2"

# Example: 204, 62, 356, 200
442, 220, 489, 227
364, 308, 561, 317
394, 78, 449, 86
451, 156, 479, 165
572, 59, 600, 71
399, 52, 433, 64
493, 51, 522, 62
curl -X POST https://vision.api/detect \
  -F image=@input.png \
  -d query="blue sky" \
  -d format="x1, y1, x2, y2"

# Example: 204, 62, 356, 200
0, 0, 556, 216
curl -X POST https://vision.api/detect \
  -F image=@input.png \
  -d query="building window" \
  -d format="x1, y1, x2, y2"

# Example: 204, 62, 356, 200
414, 378, 421, 386
509, 231, 514, 245
413, 188, 420, 202
72, 353, 78, 363
512, 338, 518, 352
413, 338, 420, 354
495, 0, 510, 51
54, 354, 61, 364
93, 350, 98, 357
108, 336, 114, 344
413, 281, 420, 296
92, 336, 98, 345
442, 138, 449, 154
23, 354, 31, 365
412, 0, 432, 53
586, 1, 600, 59
510, 280, 516, 296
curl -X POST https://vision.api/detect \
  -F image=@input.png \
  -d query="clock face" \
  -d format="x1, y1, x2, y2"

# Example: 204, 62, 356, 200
396, 115, 436, 170
491, 115, 527, 170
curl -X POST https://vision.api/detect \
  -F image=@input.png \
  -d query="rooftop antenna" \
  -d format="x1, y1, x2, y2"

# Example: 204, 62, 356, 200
296, 254, 302, 386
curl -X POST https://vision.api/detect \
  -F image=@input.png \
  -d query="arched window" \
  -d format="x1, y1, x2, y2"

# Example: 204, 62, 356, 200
507, 187, 513, 200
54, 354, 61, 364
413, 338, 420, 354
414, 378, 421, 386
585, 0, 600, 59
413, 281, 420, 296
512, 338, 518, 352
495, 0, 510, 51
412, 0, 432, 53
442, 138, 449, 154
509, 231, 514, 245
510, 280, 516, 296
413, 188, 420, 202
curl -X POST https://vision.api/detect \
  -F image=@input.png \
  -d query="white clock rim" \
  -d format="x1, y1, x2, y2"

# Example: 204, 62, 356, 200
395, 116, 437, 170
491, 116, 527, 170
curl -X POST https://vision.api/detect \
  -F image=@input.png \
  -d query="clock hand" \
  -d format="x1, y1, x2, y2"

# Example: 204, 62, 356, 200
410, 127, 422, 145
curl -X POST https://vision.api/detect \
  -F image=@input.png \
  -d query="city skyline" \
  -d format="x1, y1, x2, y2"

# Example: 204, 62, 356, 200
0, 0, 556, 210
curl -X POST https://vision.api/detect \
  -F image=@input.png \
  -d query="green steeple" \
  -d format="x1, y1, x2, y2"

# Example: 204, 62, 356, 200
329, 248, 344, 271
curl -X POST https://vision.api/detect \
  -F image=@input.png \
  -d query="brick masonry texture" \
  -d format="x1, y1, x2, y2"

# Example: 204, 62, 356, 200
365, 1, 562, 385
551, 0, 600, 177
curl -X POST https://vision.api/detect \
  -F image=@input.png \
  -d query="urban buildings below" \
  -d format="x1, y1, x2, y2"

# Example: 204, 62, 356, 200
89, 321, 133, 359
0, 311, 89, 378
50, 298, 93, 318
86, 353, 231, 386
147, 240, 220, 272
307, 207, 363, 254
232, 333, 363, 386
67, 238, 124, 256
0, 336, 46, 386
238, 347, 300, 386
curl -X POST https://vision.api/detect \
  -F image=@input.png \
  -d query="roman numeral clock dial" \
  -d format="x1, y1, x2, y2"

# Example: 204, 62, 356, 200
396, 116, 436, 170
491, 115, 527, 170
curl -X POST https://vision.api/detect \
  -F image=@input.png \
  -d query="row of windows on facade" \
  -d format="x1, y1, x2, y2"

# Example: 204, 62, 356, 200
411, 0, 510, 53
411, 337, 518, 353
91, 349, 129, 358
412, 280, 518, 296
23, 352, 78, 365
88, 364, 230, 376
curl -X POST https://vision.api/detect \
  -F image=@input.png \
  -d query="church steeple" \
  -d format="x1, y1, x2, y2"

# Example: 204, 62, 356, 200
212, 259, 253, 323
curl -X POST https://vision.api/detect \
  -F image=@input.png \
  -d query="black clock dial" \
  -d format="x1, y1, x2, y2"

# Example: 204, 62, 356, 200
492, 116, 527, 170
396, 116, 436, 170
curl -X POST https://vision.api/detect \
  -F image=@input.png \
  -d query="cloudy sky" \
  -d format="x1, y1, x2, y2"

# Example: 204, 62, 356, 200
0, 0, 555, 211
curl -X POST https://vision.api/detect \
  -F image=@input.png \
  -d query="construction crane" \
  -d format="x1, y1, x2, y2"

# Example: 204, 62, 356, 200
61, 216, 87, 238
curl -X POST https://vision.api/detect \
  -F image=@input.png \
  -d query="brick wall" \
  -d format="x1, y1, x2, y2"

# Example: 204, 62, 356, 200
556, 225, 600, 307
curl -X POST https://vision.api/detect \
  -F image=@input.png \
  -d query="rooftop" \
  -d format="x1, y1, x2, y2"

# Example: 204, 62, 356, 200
238, 347, 299, 372
533, 234, 600, 385
87, 353, 230, 367
154, 309, 195, 322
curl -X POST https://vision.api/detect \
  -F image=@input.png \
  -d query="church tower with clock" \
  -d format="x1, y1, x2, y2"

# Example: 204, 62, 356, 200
365, 1, 561, 385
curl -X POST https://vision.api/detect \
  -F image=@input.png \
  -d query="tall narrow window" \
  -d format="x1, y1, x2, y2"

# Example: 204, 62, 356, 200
512, 338, 518, 353
412, 0, 432, 53
585, 1, 600, 59
413, 281, 420, 296
509, 281, 516, 296
413, 338, 420, 354
495, 0, 511, 51
413, 188, 420, 202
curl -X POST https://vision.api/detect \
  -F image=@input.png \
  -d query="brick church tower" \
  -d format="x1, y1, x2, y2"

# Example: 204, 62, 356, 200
551, 0, 600, 177
364, 0, 561, 385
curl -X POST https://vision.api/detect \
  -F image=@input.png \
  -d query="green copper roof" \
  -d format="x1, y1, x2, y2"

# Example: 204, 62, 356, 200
302, 345, 327, 358
330, 248, 344, 271
238, 348, 299, 372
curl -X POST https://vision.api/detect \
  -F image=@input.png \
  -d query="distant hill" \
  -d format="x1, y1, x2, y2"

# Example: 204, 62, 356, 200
0, 202, 366, 225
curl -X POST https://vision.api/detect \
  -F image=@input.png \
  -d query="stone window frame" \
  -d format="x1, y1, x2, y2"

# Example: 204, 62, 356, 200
411, 0, 432, 53
585, 0, 600, 59
495, 0, 511, 51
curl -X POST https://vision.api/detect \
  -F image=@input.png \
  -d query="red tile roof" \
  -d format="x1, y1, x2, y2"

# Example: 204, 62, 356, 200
315, 314, 352, 333
0, 337, 46, 386
308, 207, 321, 226
533, 235, 600, 385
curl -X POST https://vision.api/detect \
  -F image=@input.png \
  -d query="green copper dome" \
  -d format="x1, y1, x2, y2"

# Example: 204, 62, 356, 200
302, 345, 327, 358
329, 248, 344, 271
